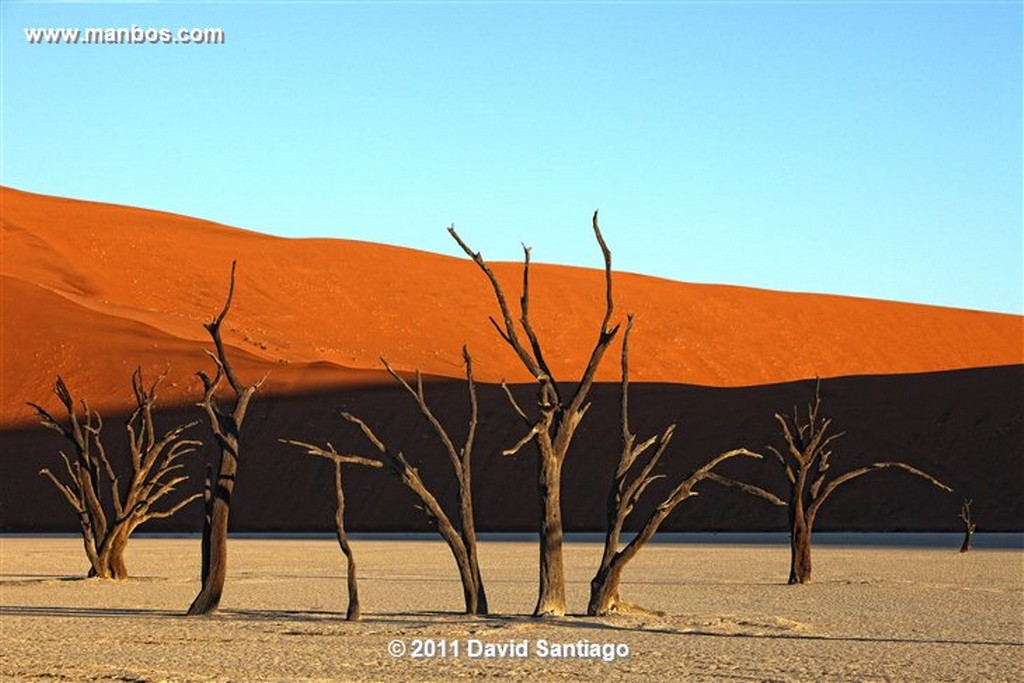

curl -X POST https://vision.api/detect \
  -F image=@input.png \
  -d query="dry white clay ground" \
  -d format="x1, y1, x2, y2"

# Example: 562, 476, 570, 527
1, 536, 1021, 682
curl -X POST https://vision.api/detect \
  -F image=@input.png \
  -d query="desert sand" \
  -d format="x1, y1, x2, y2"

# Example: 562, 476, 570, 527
1, 536, 1021, 682
3, 186, 1021, 426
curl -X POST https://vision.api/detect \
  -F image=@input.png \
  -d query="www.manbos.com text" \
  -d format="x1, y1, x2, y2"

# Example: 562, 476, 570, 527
24, 25, 226, 46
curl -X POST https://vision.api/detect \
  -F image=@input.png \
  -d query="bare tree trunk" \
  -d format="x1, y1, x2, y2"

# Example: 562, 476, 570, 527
455, 548, 481, 615
188, 441, 237, 615
588, 499, 673, 616
588, 486, 688, 615
200, 464, 212, 586
959, 498, 975, 553
87, 556, 109, 579
105, 528, 130, 580
789, 515, 813, 585
82, 533, 102, 578
89, 528, 128, 580
404, 472, 478, 613
588, 560, 625, 616
186, 262, 263, 616
459, 470, 487, 614
960, 529, 973, 553
109, 548, 128, 580
333, 461, 360, 621
415, 483, 479, 614
535, 449, 566, 616
788, 473, 813, 584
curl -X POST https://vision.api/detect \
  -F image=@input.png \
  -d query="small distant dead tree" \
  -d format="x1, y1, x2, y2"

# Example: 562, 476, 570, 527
287, 347, 488, 615
187, 261, 266, 615
281, 443, 381, 620
588, 317, 784, 616
450, 211, 620, 617
769, 382, 952, 584
958, 498, 976, 553
30, 369, 201, 579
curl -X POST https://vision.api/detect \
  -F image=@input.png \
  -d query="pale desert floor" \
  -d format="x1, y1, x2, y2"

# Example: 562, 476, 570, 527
1, 536, 1021, 682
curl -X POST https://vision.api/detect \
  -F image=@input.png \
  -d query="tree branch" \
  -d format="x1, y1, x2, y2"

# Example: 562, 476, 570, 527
502, 423, 543, 457
766, 445, 796, 484
380, 358, 462, 478
703, 472, 787, 506
205, 260, 243, 395
143, 492, 204, 521
518, 243, 557, 393
39, 468, 83, 511
462, 346, 478, 463
809, 461, 952, 520
340, 412, 387, 454
448, 226, 542, 378
661, 448, 764, 510
280, 439, 384, 470
564, 210, 620, 419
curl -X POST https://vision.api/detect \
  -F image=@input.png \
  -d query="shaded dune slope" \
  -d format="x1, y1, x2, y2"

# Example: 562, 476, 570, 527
3, 367, 1021, 532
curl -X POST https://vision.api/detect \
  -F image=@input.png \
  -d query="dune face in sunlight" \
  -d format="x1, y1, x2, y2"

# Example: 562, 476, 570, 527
2, 186, 1021, 426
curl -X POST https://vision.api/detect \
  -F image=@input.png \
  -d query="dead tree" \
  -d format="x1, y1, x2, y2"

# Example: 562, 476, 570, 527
187, 261, 266, 615
283, 442, 382, 619
588, 317, 784, 616
958, 498, 976, 553
450, 211, 620, 617
30, 370, 201, 579
769, 382, 952, 584
286, 347, 488, 615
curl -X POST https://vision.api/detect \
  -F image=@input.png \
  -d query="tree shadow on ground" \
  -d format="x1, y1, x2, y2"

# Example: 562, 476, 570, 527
3, 604, 1019, 649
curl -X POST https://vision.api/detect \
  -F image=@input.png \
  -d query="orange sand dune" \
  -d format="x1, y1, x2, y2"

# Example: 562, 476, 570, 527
2, 186, 1021, 424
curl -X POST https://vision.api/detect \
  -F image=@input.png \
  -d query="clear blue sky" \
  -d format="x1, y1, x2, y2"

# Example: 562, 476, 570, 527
3, 1, 1021, 314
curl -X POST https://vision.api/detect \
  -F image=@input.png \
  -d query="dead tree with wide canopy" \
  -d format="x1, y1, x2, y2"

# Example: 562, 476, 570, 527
30, 369, 201, 579
287, 347, 488, 615
588, 317, 784, 616
769, 382, 952, 584
187, 261, 266, 615
449, 211, 620, 617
